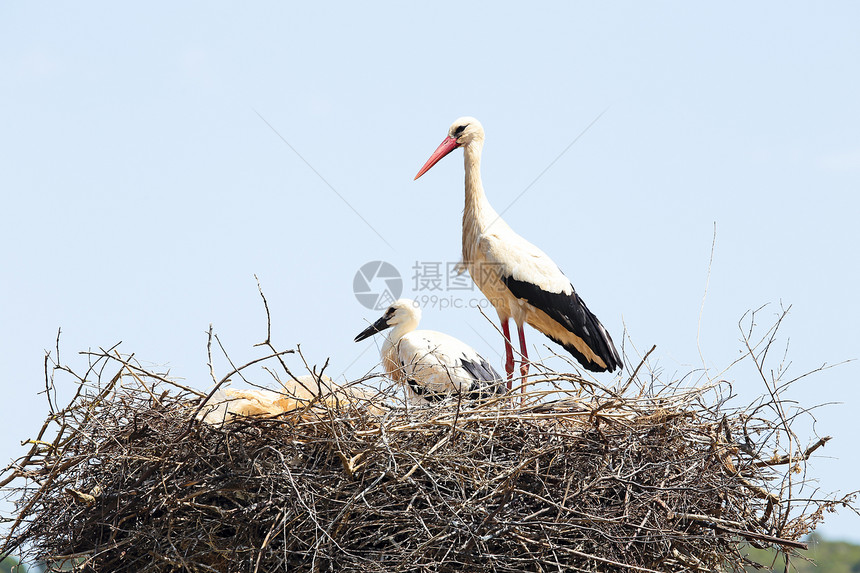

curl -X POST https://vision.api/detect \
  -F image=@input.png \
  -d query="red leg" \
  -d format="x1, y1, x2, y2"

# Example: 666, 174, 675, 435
517, 324, 530, 384
501, 318, 514, 390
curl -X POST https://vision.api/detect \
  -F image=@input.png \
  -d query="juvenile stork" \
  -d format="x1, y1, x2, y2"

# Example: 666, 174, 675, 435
414, 117, 621, 386
354, 299, 504, 405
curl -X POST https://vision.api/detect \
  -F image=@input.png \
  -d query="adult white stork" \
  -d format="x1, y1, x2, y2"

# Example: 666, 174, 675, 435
354, 299, 504, 405
414, 117, 621, 387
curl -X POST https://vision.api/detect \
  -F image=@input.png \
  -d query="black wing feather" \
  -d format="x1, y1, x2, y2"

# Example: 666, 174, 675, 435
405, 378, 449, 402
501, 275, 621, 373
458, 355, 505, 399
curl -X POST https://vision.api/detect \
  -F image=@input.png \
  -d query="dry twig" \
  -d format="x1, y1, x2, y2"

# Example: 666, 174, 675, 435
0, 311, 854, 572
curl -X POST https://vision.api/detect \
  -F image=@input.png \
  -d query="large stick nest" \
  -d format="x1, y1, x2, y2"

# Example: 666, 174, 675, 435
0, 308, 854, 572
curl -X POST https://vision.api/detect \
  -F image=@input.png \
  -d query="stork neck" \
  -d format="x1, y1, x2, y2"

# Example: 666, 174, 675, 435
462, 141, 498, 258
463, 142, 487, 213
382, 319, 418, 352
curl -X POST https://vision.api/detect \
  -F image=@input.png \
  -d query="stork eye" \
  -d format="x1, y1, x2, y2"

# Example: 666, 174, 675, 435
454, 124, 468, 136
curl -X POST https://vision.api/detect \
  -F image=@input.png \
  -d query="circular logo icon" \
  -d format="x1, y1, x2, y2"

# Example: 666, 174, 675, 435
353, 261, 403, 310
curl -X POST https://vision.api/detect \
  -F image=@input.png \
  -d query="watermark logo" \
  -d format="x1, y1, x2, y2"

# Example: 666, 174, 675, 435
353, 261, 403, 310
354, 260, 509, 311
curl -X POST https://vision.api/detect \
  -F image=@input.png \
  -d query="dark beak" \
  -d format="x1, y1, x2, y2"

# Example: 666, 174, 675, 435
354, 315, 391, 342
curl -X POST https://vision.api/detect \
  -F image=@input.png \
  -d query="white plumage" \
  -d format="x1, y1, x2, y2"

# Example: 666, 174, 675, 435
414, 117, 622, 387
354, 299, 503, 405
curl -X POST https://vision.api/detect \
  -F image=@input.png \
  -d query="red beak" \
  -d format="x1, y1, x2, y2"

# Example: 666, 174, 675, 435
414, 136, 460, 180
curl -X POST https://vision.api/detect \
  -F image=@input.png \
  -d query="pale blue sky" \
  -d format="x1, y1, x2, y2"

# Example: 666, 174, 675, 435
2, 3, 858, 541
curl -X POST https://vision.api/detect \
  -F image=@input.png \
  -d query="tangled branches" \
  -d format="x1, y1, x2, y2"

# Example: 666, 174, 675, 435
0, 308, 854, 572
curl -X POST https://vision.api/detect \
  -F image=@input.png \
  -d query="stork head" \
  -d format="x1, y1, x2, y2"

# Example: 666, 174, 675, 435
354, 299, 422, 342
414, 117, 484, 180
